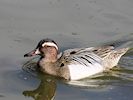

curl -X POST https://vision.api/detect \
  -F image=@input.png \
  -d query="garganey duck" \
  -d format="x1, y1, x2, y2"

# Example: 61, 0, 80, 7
24, 38, 129, 80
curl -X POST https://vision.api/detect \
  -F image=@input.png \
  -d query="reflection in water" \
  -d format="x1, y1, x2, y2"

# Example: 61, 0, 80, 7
23, 57, 57, 100
23, 73, 57, 100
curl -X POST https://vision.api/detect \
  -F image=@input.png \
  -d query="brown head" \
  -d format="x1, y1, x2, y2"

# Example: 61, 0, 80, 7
24, 38, 59, 62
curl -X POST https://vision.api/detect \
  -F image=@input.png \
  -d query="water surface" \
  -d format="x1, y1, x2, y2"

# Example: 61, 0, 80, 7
0, 0, 133, 100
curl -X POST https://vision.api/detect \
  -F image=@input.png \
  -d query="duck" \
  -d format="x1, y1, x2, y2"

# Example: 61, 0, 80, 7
24, 38, 129, 81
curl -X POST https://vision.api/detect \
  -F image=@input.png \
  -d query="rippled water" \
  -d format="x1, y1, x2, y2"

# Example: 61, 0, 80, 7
0, 0, 133, 100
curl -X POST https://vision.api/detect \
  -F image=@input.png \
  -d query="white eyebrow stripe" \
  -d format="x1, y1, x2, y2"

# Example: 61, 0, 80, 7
42, 42, 58, 50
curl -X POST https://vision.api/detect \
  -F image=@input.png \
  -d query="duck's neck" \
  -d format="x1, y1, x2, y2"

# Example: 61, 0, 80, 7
44, 54, 57, 62
39, 57, 70, 80
39, 56, 59, 76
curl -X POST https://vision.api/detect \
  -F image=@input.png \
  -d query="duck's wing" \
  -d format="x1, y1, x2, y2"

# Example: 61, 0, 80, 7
61, 46, 114, 59
58, 46, 115, 80
59, 47, 102, 65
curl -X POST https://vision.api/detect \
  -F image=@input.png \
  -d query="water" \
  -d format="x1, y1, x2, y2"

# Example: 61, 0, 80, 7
0, 0, 133, 100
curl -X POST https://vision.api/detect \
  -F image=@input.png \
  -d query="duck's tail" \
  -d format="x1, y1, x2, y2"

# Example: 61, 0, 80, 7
104, 47, 129, 70
114, 47, 129, 56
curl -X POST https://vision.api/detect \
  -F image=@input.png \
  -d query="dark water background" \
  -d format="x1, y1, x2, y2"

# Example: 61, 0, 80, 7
0, 0, 133, 100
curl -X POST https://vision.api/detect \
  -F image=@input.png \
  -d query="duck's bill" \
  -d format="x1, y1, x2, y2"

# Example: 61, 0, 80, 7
24, 49, 40, 57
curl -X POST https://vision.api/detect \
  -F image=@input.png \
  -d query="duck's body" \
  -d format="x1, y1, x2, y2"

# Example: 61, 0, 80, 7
24, 39, 129, 80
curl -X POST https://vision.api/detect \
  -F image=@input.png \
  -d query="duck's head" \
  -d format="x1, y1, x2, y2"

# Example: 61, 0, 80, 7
24, 38, 58, 60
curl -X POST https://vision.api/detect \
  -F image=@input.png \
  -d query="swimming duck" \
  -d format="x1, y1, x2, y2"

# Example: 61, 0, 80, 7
24, 38, 129, 81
